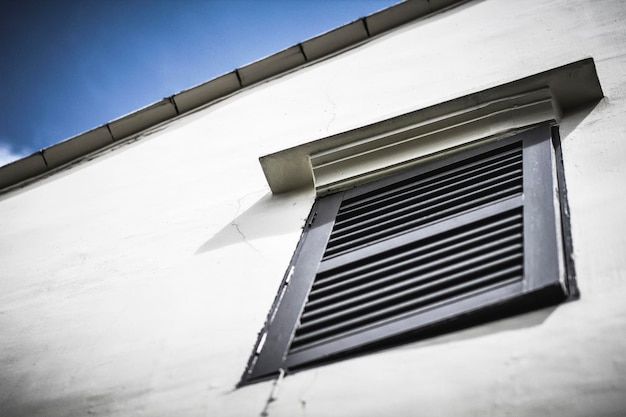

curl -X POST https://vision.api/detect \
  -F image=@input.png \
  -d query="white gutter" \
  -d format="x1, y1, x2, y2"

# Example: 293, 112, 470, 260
0, 0, 467, 193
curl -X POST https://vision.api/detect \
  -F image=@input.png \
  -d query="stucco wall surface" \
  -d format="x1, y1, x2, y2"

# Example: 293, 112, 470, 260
1, 0, 626, 416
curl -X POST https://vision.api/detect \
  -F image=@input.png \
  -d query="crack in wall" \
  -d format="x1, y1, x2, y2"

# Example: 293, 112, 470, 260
231, 222, 246, 241
231, 221, 262, 255
297, 370, 318, 414
230, 190, 267, 255
260, 368, 285, 417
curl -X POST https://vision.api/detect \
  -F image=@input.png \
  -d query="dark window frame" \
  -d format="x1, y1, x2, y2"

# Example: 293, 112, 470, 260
240, 122, 577, 386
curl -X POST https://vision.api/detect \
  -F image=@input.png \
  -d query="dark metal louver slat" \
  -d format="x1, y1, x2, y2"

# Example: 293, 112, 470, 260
338, 143, 522, 214
335, 148, 521, 226
315, 209, 523, 280
333, 161, 522, 237
305, 229, 523, 314
290, 209, 524, 352
323, 177, 522, 259
321, 144, 524, 259
328, 167, 522, 244
290, 265, 523, 351
312, 223, 522, 299
301, 243, 522, 328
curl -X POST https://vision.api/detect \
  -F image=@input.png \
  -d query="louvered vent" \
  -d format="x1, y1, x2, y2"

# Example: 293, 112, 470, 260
323, 142, 523, 259
241, 123, 571, 386
290, 208, 524, 352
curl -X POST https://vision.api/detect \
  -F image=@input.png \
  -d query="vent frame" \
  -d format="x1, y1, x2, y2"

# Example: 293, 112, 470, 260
240, 122, 574, 386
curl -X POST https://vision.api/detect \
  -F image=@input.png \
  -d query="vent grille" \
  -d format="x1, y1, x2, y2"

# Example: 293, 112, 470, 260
322, 142, 523, 259
242, 124, 571, 386
289, 208, 524, 353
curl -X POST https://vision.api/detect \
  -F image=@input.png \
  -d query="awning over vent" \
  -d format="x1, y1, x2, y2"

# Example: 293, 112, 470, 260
259, 58, 603, 195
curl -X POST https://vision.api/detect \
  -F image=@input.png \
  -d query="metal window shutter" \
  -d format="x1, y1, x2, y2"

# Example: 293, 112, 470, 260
243, 123, 570, 384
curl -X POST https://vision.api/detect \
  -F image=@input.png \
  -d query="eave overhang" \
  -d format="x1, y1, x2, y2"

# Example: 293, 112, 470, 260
0, 0, 468, 193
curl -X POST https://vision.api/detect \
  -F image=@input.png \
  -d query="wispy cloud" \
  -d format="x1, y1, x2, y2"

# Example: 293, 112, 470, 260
0, 143, 26, 167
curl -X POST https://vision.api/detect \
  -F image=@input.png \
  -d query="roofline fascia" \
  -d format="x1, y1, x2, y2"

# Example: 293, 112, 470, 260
0, 0, 468, 193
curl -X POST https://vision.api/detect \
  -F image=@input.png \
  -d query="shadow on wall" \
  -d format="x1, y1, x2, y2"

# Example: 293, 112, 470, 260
559, 98, 605, 141
196, 189, 315, 254
289, 303, 563, 378
0, 386, 152, 417
398, 304, 559, 352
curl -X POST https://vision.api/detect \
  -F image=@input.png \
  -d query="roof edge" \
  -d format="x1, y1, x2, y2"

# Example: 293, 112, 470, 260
0, 0, 468, 194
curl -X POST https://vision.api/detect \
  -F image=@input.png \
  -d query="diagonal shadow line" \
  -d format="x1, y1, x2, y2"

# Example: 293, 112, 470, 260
558, 98, 605, 141
196, 189, 315, 255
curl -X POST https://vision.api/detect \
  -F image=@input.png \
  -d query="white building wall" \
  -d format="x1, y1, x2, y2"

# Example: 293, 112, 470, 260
1, 0, 626, 415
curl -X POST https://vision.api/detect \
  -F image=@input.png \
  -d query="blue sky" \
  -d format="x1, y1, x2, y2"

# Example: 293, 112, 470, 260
0, 0, 396, 166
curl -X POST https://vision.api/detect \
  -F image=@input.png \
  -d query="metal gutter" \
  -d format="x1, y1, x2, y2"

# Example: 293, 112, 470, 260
0, 0, 466, 193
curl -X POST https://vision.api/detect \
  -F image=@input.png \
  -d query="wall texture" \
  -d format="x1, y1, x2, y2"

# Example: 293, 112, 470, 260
1, 0, 625, 416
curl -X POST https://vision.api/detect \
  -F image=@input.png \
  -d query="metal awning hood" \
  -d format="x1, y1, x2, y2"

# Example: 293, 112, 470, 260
259, 58, 603, 195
